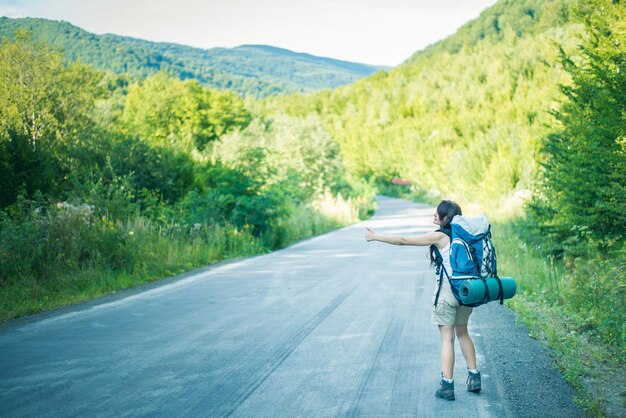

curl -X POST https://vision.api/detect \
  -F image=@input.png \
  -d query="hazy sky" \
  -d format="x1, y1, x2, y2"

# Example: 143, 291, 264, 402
1, 0, 497, 66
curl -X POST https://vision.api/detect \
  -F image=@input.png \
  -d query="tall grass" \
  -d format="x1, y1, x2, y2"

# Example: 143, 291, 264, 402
0, 203, 265, 320
491, 221, 563, 300
0, 192, 370, 322
262, 192, 363, 249
494, 220, 625, 359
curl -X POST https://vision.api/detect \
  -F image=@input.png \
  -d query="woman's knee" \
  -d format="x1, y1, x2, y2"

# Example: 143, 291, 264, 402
439, 325, 456, 343
455, 324, 469, 338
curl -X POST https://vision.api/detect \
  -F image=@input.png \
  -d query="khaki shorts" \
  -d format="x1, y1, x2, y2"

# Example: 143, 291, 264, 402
431, 301, 473, 326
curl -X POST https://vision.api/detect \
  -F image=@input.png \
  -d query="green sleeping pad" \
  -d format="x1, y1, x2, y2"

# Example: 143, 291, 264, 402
459, 277, 517, 305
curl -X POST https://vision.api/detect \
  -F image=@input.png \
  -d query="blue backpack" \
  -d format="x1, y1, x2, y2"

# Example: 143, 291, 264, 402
432, 215, 504, 307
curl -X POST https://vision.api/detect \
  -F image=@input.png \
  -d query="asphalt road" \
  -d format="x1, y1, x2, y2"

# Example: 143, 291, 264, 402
0, 196, 583, 417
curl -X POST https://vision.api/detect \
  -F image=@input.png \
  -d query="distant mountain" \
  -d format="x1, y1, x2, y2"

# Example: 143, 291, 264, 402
0, 17, 388, 97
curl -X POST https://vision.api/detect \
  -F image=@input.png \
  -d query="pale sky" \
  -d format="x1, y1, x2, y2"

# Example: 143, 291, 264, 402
1, 0, 497, 66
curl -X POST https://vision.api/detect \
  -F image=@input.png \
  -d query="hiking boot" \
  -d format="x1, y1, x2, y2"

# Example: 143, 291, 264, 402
435, 379, 455, 401
467, 370, 481, 393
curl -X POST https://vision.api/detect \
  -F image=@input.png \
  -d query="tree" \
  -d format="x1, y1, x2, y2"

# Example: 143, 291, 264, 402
531, 0, 626, 246
0, 31, 102, 207
120, 72, 251, 152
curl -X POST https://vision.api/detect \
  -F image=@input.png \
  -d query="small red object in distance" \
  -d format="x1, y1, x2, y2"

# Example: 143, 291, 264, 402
392, 178, 411, 185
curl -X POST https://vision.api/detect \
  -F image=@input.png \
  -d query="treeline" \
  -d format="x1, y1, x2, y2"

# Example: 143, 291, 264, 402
0, 32, 373, 319
262, 0, 577, 209
0, 17, 383, 98
0, 17, 280, 97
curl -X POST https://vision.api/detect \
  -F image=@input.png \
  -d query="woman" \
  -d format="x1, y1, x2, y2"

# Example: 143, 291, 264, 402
364, 200, 481, 401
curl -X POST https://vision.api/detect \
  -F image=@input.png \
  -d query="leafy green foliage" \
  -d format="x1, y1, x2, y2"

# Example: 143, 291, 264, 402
530, 0, 626, 250
0, 31, 103, 207
176, 162, 285, 236
107, 138, 196, 203
120, 72, 251, 151
211, 114, 351, 200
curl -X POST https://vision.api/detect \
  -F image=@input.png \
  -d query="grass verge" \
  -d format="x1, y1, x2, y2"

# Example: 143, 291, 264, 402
493, 221, 625, 417
0, 193, 369, 322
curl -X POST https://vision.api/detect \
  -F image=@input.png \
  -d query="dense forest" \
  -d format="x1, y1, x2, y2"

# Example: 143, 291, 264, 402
0, 17, 385, 97
0, 0, 624, 415
263, 0, 576, 209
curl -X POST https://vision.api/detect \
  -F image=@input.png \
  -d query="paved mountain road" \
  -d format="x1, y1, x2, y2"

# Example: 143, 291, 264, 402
0, 197, 582, 417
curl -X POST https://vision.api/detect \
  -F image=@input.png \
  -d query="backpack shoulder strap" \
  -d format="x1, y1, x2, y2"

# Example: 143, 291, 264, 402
432, 228, 451, 307
431, 228, 451, 269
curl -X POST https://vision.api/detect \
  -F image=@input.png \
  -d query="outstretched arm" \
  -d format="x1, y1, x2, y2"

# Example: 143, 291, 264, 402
365, 227, 448, 247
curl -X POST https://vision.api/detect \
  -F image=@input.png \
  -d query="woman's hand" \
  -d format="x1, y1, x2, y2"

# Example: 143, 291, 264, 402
365, 227, 375, 241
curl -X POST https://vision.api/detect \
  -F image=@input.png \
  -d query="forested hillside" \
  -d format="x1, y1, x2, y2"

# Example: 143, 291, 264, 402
264, 0, 577, 211
0, 17, 385, 97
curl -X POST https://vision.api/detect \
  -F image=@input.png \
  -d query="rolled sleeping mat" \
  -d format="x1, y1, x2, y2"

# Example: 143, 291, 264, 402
459, 277, 517, 305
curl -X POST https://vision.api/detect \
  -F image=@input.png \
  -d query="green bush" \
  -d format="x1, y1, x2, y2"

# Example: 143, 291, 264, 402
178, 161, 288, 237
108, 138, 196, 203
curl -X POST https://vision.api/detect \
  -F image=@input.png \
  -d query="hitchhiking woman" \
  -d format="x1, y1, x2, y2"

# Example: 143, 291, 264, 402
364, 200, 481, 401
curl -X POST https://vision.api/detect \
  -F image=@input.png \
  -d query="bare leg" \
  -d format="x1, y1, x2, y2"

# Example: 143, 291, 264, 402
455, 324, 477, 370
438, 325, 455, 379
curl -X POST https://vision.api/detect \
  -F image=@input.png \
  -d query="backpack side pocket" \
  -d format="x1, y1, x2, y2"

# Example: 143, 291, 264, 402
451, 238, 477, 277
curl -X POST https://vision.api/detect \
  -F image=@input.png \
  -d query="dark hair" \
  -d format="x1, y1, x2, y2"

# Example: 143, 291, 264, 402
429, 200, 462, 265
436, 200, 462, 229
